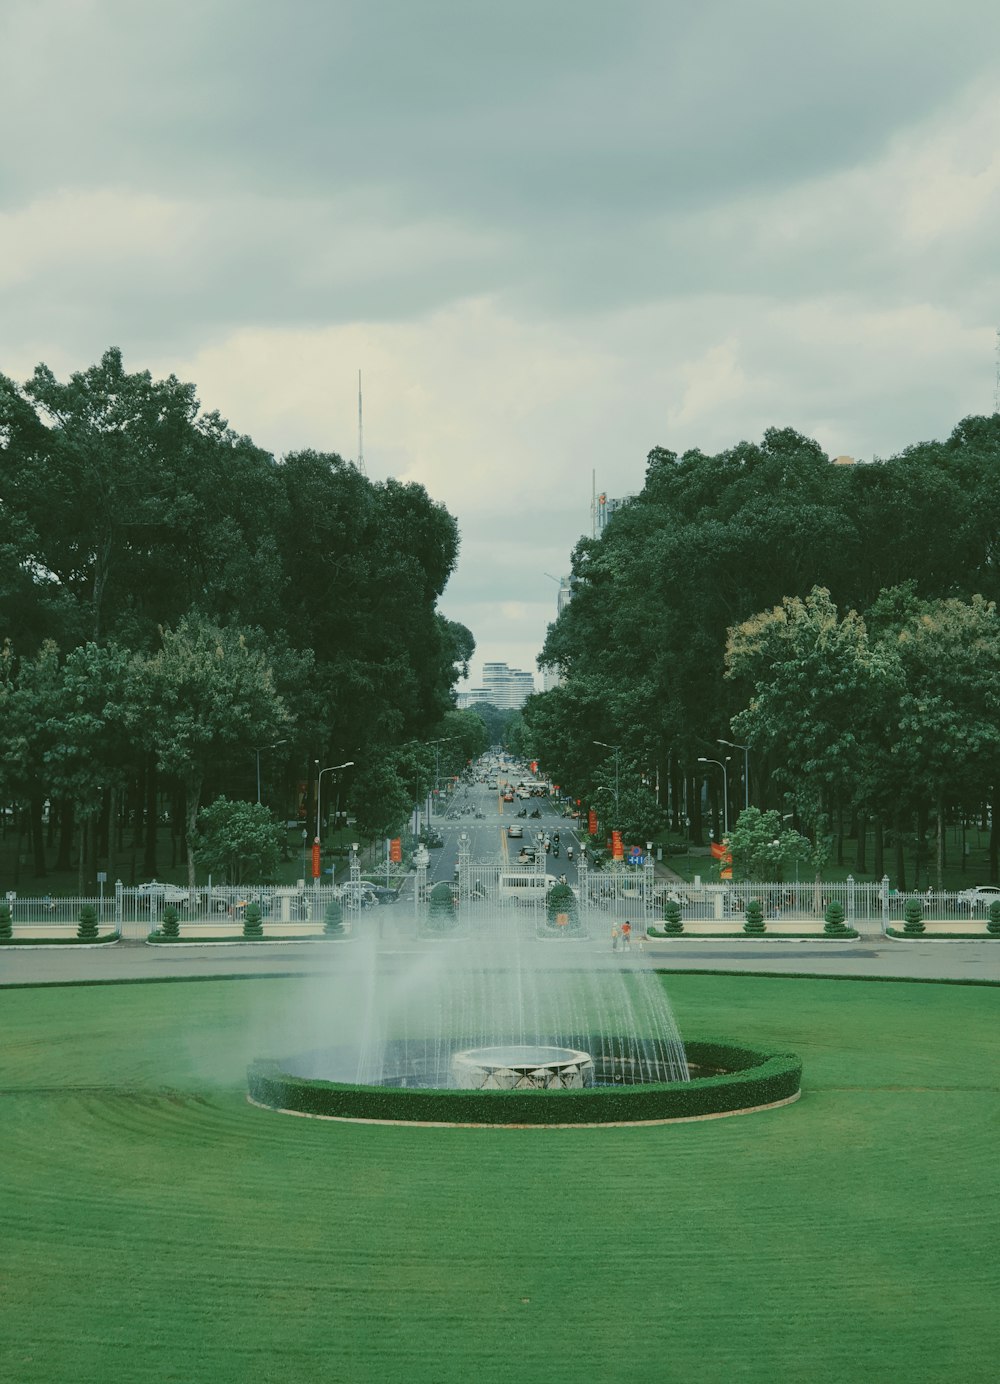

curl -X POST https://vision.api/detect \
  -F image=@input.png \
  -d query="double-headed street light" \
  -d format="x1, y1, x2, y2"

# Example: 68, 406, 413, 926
593, 740, 621, 820
698, 756, 730, 836
315, 760, 355, 845
718, 739, 749, 812
254, 739, 288, 804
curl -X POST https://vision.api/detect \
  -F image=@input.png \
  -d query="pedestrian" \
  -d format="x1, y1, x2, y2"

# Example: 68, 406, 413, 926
621, 920, 632, 950
611, 924, 619, 951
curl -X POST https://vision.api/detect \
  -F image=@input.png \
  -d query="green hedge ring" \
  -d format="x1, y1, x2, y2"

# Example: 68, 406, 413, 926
247, 1039, 802, 1127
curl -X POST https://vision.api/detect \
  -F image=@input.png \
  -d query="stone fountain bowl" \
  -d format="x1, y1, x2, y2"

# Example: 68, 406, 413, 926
247, 1037, 802, 1127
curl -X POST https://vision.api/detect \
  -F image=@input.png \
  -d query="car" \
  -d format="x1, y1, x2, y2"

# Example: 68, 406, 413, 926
136, 881, 193, 906
366, 884, 400, 905
507, 824, 523, 838
422, 831, 445, 849
958, 885, 1000, 911
338, 882, 379, 909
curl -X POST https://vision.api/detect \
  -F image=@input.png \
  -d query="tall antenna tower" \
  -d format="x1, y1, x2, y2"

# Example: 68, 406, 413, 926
994, 329, 1000, 416
357, 369, 366, 475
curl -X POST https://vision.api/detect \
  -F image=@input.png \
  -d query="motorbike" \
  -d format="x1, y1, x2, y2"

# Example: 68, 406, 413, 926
516, 808, 527, 818
552, 844, 560, 858
529, 808, 541, 818
566, 846, 574, 862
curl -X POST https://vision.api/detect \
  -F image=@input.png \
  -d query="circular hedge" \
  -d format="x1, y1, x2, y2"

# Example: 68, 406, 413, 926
247, 1038, 802, 1126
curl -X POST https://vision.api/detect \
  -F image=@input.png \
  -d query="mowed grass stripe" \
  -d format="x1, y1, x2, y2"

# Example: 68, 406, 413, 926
1, 974, 998, 1383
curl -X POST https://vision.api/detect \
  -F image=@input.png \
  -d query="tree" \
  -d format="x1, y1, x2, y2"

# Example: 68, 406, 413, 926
77, 903, 99, 941
987, 901, 1000, 937
743, 899, 766, 936
136, 614, 287, 888
426, 881, 457, 931
823, 900, 849, 937
903, 898, 925, 936
0, 899, 12, 941
726, 808, 810, 882
242, 902, 264, 939
661, 897, 684, 936
194, 798, 284, 885
160, 906, 180, 939
545, 881, 580, 933
324, 897, 345, 937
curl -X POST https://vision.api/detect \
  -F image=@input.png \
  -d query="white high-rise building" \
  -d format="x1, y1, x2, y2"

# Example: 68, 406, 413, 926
467, 662, 536, 710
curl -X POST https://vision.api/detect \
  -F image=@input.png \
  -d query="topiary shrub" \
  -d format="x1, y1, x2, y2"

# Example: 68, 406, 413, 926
743, 899, 766, 936
903, 897, 925, 936
324, 897, 345, 937
0, 899, 12, 942
242, 902, 264, 939
988, 901, 1000, 936
426, 881, 458, 931
77, 903, 99, 941
545, 881, 580, 933
661, 897, 684, 936
823, 899, 849, 936
160, 905, 180, 939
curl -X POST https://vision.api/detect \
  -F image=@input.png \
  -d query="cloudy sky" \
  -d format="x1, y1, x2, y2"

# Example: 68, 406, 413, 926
3, 1, 1000, 687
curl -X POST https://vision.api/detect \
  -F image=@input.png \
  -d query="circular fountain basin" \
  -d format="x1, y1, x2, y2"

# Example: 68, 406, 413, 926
452, 1044, 595, 1090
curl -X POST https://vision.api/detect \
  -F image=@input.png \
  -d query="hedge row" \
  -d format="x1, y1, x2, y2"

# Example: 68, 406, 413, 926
646, 928, 860, 940
885, 929, 1000, 941
0, 932, 120, 947
247, 1039, 802, 1126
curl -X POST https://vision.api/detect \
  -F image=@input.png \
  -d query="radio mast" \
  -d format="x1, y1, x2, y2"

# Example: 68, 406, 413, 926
357, 370, 366, 475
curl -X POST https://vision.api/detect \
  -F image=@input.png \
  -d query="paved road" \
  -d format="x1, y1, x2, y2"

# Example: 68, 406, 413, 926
4, 779, 997, 987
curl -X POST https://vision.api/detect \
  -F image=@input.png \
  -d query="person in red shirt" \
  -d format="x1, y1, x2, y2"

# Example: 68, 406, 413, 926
621, 920, 632, 950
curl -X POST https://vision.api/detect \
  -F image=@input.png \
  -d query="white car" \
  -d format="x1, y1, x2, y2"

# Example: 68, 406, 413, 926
507, 824, 523, 838
136, 881, 192, 905
958, 885, 1000, 912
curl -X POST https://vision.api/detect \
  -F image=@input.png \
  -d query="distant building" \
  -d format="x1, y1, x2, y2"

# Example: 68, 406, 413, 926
831, 455, 856, 466
595, 492, 635, 534
465, 662, 537, 710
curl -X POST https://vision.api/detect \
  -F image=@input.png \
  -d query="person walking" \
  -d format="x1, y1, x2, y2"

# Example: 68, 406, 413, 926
621, 920, 632, 951
611, 923, 619, 951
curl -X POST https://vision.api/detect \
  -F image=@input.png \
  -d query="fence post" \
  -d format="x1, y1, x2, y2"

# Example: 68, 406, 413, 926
115, 879, 123, 937
643, 842, 655, 936
846, 874, 855, 926
881, 874, 890, 935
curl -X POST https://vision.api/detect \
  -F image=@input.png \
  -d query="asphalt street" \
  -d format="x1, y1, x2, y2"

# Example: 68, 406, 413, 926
3, 781, 997, 987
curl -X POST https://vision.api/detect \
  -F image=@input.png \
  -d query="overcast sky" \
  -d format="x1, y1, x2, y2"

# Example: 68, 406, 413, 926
3, 1, 1000, 687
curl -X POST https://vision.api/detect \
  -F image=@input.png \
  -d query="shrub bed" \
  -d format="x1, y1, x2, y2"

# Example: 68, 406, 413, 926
886, 928, 1000, 940
247, 1039, 802, 1126
0, 932, 120, 946
646, 927, 859, 940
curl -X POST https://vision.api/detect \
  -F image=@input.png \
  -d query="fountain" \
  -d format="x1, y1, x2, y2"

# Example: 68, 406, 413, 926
248, 894, 803, 1125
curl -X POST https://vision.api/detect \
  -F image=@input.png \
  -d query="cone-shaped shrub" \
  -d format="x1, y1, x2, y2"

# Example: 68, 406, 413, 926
823, 899, 849, 936
324, 898, 345, 936
903, 898, 925, 935
77, 904, 99, 941
160, 905, 180, 939
545, 881, 580, 932
662, 897, 684, 936
427, 881, 458, 930
0, 900, 12, 941
987, 901, 1000, 936
242, 902, 264, 939
743, 898, 766, 935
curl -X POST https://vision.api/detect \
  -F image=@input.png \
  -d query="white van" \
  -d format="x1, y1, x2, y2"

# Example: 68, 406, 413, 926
498, 872, 562, 903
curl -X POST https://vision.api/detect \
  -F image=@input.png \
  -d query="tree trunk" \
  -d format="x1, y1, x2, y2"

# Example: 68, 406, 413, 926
77, 816, 87, 896
143, 755, 158, 878
854, 812, 867, 874
56, 799, 74, 871
106, 787, 117, 884
185, 771, 204, 890
915, 803, 929, 887
30, 796, 46, 877
989, 788, 998, 884
873, 816, 884, 879
936, 799, 944, 891
894, 812, 906, 892
688, 769, 704, 847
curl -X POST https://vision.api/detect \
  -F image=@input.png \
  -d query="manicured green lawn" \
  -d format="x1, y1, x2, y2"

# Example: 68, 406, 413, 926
2, 972, 997, 1383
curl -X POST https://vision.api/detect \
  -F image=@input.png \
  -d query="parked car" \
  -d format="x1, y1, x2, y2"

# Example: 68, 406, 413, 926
136, 881, 193, 906
422, 831, 445, 849
958, 885, 1000, 912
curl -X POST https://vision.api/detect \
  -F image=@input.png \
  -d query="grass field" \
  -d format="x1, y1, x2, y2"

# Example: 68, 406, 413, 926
2, 970, 998, 1383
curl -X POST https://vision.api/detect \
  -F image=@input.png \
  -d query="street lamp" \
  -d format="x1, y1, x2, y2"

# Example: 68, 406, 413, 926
697, 756, 730, 836
593, 741, 621, 820
254, 739, 288, 804
315, 760, 355, 846
717, 739, 749, 813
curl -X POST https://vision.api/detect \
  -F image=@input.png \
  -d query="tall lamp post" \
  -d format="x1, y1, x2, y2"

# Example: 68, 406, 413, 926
315, 760, 355, 849
254, 739, 287, 804
593, 740, 621, 821
718, 739, 749, 813
697, 756, 730, 836
427, 737, 456, 821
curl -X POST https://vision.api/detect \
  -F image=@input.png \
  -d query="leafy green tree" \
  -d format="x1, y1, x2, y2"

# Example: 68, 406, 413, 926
194, 797, 284, 885
987, 901, 1000, 936
324, 897, 345, 937
136, 614, 287, 888
903, 898, 925, 936
743, 899, 766, 936
661, 897, 684, 936
350, 758, 413, 840
426, 881, 457, 931
545, 881, 580, 932
823, 900, 849, 936
727, 808, 810, 882
77, 903, 99, 941
242, 902, 264, 939
160, 906, 180, 939
0, 899, 12, 941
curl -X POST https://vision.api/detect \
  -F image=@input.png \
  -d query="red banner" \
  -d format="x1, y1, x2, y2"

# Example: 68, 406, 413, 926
612, 830, 624, 860
389, 838, 402, 863
531, 761, 538, 774
710, 841, 728, 859
311, 841, 321, 879
588, 809, 598, 835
